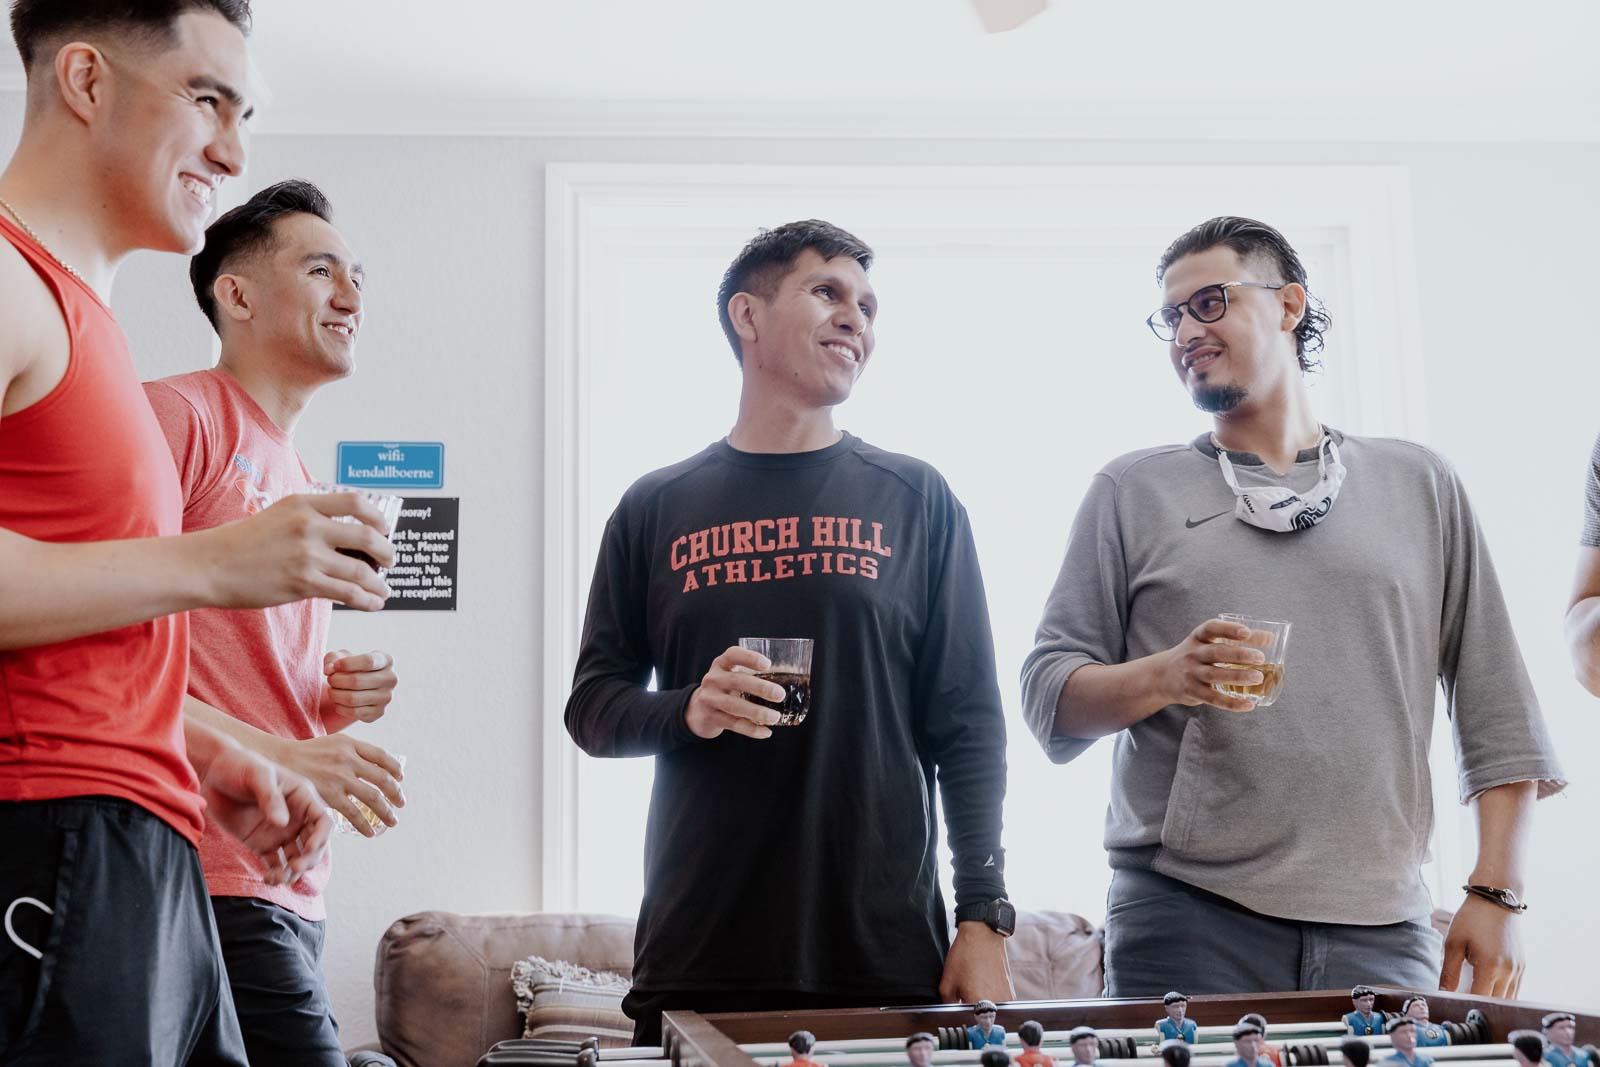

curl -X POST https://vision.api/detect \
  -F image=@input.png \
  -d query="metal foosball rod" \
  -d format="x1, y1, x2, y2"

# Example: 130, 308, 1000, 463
733, 1047, 1516, 1067
736, 1023, 1355, 1057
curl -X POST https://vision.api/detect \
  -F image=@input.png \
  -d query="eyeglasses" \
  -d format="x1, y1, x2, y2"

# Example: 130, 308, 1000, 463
1147, 281, 1285, 342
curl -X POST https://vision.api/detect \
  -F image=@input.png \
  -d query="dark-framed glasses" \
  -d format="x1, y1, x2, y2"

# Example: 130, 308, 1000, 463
1147, 281, 1285, 342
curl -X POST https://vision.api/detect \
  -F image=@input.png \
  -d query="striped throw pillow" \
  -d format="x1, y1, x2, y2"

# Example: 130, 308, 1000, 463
511, 956, 633, 1047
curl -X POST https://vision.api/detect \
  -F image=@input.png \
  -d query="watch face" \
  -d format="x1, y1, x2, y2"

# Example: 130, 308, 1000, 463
994, 899, 1017, 934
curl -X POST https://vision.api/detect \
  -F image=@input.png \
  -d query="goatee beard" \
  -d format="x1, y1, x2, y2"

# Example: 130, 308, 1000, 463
1193, 383, 1248, 413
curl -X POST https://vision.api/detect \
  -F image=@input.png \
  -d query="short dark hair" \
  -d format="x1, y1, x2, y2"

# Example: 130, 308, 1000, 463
906, 1033, 936, 1051
1340, 1039, 1372, 1067
189, 178, 333, 330
1155, 216, 1331, 373
9, 0, 251, 69
716, 219, 872, 364
1164, 992, 1190, 1006
980, 1051, 1011, 1067
1161, 1041, 1193, 1067
1240, 1013, 1269, 1036
1019, 1022, 1044, 1046
787, 1031, 815, 1056
1511, 1032, 1546, 1063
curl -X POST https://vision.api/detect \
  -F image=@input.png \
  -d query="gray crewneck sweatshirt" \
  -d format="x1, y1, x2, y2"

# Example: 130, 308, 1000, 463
1021, 429, 1565, 925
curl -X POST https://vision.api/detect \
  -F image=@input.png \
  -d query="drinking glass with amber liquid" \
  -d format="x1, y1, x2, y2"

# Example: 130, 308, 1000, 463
736, 637, 813, 726
1212, 613, 1291, 707
304, 482, 403, 576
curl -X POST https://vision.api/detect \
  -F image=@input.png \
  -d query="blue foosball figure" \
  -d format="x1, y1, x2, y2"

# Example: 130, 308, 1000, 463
1158, 992, 1198, 1044
1385, 1018, 1435, 1067
1544, 1013, 1590, 1067
967, 1000, 1006, 1050
1344, 986, 1386, 1037
1223, 1020, 1275, 1067
1401, 996, 1448, 1047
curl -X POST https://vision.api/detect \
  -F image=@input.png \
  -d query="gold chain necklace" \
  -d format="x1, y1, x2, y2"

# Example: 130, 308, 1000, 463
0, 195, 84, 281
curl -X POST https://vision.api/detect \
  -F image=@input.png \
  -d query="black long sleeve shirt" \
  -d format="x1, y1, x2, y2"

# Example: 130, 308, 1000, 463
565, 433, 1008, 996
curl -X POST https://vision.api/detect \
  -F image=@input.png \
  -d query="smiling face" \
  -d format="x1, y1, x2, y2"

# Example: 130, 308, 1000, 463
735, 248, 876, 411
1160, 245, 1303, 416
221, 211, 364, 381
92, 11, 253, 254
1167, 1003, 1187, 1023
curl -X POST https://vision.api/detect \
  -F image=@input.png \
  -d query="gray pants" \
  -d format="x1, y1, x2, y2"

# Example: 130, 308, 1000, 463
1104, 867, 1443, 995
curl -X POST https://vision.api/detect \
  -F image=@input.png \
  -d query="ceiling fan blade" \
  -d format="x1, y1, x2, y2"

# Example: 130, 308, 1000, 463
969, 0, 1050, 33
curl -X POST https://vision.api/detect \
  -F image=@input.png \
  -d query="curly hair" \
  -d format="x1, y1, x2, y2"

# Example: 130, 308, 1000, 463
1155, 216, 1331, 373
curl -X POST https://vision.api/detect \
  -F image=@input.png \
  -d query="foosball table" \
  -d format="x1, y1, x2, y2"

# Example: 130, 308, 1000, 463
475, 990, 1600, 1067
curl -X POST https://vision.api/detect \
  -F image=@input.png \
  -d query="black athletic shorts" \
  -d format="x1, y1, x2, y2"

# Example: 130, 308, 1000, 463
211, 894, 344, 1067
0, 795, 247, 1066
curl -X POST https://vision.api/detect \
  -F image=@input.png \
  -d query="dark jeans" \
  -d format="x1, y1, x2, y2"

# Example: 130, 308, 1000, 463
1103, 866, 1443, 995
211, 895, 344, 1067
0, 796, 247, 1066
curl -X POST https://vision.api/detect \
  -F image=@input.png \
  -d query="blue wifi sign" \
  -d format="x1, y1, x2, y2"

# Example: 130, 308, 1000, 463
336, 441, 445, 490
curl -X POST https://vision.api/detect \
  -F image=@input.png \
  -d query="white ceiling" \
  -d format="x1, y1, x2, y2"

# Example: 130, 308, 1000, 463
2, 0, 1597, 140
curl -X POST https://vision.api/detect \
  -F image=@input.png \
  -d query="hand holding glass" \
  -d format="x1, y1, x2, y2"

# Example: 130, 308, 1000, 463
1211, 614, 1290, 707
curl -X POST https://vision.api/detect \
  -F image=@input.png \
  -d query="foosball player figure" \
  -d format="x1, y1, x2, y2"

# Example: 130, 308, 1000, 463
1345, 987, 1386, 1036
1160, 1038, 1193, 1067
1543, 1013, 1587, 1067
1226, 1020, 1273, 1067
1385, 1017, 1433, 1067
1239, 1014, 1282, 1067
1401, 997, 1448, 1048
1068, 1026, 1099, 1067
969, 1001, 1006, 1049
785, 1032, 820, 1067
907, 1033, 937, 1067
1510, 1031, 1546, 1067
1159, 993, 1198, 1044
1339, 1038, 1372, 1067
1016, 1021, 1056, 1067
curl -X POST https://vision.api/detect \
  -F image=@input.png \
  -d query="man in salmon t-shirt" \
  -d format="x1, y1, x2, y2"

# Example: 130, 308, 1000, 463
0, 4, 396, 1064
145, 178, 405, 1067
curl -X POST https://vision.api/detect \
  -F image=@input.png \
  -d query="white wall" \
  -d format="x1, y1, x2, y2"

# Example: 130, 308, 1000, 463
3, 91, 1596, 1043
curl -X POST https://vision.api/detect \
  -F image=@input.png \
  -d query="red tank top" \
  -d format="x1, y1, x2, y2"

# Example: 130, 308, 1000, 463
0, 214, 203, 844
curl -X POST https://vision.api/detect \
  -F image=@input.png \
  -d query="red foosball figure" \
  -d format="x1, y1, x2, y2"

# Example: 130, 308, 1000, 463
1015, 1021, 1056, 1067
784, 1031, 819, 1067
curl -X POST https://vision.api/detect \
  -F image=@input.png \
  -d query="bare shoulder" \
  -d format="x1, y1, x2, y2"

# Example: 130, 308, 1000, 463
0, 236, 70, 417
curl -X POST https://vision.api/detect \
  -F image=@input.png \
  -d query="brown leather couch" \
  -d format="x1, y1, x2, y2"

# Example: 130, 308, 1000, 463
369, 909, 1105, 1067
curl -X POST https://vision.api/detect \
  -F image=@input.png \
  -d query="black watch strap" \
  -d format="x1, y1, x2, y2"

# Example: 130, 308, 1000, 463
955, 898, 1016, 937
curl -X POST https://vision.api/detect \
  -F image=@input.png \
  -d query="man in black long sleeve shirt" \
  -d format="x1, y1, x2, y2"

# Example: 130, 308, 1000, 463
565, 220, 1013, 1043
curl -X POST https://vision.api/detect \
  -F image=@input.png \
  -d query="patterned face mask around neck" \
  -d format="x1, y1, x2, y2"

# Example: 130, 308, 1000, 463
1213, 433, 1346, 533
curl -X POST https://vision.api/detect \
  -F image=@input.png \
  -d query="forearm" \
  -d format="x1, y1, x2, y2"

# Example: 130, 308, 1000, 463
183, 694, 288, 763
0, 525, 220, 649
1467, 779, 1536, 895
181, 711, 247, 780
564, 676, 698, 757
1564, 596, 1600, 697
1056, 654, 1170, 739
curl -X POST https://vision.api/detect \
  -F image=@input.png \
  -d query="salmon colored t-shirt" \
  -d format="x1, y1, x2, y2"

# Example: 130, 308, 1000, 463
1017, 1052, 1057, 1067
144, 368, 334, 919
0, 215, 203, 843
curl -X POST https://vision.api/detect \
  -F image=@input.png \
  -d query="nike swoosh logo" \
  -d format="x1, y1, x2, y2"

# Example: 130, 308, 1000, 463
1185, 510, 1231, 529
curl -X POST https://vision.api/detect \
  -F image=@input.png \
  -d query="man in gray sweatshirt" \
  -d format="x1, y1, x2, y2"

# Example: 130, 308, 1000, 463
1021, 216, 1563, 998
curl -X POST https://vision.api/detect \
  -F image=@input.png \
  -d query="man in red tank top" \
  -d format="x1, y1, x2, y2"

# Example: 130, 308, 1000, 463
145, 179, 405, 1066
0, 4, 396, 1064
